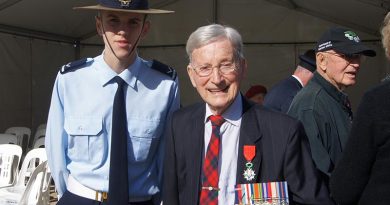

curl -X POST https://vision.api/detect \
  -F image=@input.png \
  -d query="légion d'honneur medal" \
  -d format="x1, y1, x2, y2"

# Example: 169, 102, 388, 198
243, 145, 256, 181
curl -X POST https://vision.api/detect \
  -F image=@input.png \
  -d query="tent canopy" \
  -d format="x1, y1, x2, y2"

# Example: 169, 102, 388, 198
0, 0, 388, 132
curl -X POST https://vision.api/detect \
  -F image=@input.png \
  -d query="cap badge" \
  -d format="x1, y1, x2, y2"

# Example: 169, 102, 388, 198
344, 31, 360, 43
119, 0, 131, 7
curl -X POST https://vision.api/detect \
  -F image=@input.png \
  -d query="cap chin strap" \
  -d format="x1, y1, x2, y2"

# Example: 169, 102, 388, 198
101, 15, 147, 62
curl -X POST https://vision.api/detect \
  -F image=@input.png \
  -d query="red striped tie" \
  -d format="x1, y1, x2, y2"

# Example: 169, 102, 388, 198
200, 115, 225, 205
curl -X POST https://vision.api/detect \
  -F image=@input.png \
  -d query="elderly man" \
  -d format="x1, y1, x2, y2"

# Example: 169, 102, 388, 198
163, 24, 333, 205
264, 49, 316, 113
287, 27, 376, 183
45, 1, 179, 205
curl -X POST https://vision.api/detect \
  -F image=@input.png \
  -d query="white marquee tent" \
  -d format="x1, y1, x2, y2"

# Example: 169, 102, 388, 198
0, 0, 389, 132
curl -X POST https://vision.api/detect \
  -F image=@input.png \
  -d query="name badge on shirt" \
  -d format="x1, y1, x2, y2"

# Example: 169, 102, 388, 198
235, 181, 289, 205
243, 145, 256, 181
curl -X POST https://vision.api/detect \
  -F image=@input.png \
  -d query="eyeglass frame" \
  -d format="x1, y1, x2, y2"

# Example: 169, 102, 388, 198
189, 60, 240, 77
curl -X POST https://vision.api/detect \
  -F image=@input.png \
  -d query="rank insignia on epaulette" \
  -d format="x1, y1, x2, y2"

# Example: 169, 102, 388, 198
60, 58, 92, 74
151, 60, 177, 80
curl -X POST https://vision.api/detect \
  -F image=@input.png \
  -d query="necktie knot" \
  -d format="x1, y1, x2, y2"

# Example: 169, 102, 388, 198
209, 115, 225, 127
114, 76, 125, 86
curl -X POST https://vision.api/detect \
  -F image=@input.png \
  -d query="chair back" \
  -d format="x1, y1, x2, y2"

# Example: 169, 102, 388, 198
33, 137, 45, 148
30, 129, 46, 149
0, 133, 18, 145
0, 144, 22, 187
36, 124, 46, 132
5, 127, 31, 151
16, 148, 47, 187
18, 161, 50, 205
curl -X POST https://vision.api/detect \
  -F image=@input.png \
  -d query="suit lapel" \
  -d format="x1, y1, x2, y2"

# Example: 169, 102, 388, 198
236, 97, 263, 184
190, 104, 205, 204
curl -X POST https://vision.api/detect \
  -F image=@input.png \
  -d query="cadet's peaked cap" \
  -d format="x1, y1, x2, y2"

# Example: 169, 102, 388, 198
74, 0, 174, 14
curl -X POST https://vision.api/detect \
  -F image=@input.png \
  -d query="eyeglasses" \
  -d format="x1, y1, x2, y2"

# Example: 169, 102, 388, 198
324, 52, 365, 63
190, 62, 238, 77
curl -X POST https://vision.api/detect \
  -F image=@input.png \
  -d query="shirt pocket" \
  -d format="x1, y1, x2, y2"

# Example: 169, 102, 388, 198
64, 116, 103, 162
128, 118, 162, 163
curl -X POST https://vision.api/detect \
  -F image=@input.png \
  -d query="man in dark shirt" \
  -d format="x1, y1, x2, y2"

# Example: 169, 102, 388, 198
287, 27, 376, 183
264, 49, 316, 113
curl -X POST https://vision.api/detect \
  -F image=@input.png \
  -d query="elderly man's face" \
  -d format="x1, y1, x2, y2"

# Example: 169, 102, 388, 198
317, 50, 362, 91
187, 38, 246, 115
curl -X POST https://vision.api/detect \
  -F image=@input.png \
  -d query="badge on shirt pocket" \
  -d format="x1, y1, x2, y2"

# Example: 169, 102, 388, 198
234, 181, 289, 205
127, 118, 162, 162
64, 115, 103, 162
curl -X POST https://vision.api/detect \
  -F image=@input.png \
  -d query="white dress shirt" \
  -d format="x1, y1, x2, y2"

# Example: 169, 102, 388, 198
204, 94, 242, 205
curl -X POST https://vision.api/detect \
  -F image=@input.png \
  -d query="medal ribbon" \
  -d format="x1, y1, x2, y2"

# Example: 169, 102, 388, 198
244, 145, 256, 161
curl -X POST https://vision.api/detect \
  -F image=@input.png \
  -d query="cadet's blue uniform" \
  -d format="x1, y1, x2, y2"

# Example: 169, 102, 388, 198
45, 54, 180, 202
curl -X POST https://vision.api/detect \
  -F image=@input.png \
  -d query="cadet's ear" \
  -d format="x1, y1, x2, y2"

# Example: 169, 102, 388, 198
95, 16, 103, 36
140, 20, 151, 39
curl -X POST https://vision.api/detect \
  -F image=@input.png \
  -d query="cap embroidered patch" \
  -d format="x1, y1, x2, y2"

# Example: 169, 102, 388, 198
344, 31, 360, 42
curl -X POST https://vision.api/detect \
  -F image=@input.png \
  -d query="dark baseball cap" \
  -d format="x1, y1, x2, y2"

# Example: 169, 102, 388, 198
298, 49, 316, 72
316, 27, 376, 57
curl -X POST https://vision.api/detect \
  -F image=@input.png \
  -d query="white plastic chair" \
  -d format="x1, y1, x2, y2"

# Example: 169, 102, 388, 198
30, 129, 46, 149
5, 127, 31, 151
33, 137, 45, 148
17, 148, 47, 188
0, 134, 18, 145
1, 148, 47, 188
0, 161, 50, 205
36, 124, 46, 132
0, 144, 22, 188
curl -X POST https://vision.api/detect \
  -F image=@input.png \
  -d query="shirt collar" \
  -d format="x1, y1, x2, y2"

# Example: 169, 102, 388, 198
96, 53, 141, 89
292, 75, 304, 87
312, 72, 350, 106
204, 94, 242, 127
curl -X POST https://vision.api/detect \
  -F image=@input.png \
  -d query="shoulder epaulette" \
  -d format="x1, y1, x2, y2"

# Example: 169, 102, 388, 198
151, 60, 177, 80
60, 58, 92, 74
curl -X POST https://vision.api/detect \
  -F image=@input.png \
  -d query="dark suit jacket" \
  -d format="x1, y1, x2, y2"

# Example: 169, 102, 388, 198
264, 75, 303, 113
163, 96, 333, 205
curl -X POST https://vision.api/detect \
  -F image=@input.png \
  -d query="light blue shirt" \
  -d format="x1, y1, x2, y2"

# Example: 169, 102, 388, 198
204, 94, 242, 205
45, 54, 180, 199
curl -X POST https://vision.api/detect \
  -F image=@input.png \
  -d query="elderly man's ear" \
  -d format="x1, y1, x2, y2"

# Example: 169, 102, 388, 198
316, 52, 327, 72
187, 65, 197, 88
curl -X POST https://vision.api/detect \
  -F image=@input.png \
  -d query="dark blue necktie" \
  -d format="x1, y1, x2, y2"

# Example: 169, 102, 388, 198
108, 76, 129, 205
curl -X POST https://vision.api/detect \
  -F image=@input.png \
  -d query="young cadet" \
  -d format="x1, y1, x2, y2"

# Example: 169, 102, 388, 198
45, 1, 180, 204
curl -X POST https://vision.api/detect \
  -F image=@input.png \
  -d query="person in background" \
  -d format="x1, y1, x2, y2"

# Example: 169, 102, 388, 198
287, 27, 376, 185
264, 49, 316, 113
330, 12, 390, 205
163, 23, 333, 205
244, 84, 267, 105
45, 1, 180, 204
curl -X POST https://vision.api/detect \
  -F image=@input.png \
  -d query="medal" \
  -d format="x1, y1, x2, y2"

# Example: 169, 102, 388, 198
243, 145, 256, 181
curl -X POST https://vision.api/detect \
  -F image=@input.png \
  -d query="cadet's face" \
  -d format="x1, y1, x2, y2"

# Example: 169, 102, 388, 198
187, 38, 246, 115
318, 50, 362, 90
96, 11, 149, 60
